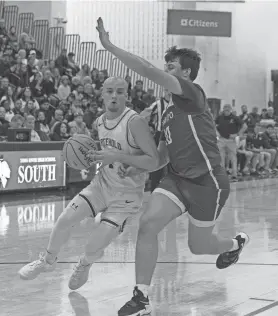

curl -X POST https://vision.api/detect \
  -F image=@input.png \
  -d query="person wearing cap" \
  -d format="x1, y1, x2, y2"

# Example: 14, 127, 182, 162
28, 50, 39, 67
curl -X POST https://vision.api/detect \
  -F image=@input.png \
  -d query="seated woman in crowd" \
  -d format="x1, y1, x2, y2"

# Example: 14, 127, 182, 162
50, 121, 70, 141
57, 75, 71, 100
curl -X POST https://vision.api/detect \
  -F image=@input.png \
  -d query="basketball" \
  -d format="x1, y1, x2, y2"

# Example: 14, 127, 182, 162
63, 134, 99, 170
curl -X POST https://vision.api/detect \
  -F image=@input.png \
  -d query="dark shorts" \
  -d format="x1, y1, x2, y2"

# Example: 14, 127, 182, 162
153, 166, 230, 227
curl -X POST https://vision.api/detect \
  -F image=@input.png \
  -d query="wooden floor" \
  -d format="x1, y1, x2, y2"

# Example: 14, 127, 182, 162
1, 178, 278, 316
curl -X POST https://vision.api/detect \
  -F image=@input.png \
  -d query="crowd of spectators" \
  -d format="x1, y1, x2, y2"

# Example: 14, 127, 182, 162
1, 18, 278, 183
215, 104, 278, 181
0, 20, 157, 143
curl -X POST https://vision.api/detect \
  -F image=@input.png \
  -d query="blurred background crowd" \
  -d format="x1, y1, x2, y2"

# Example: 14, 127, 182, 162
0, 18, 158, 143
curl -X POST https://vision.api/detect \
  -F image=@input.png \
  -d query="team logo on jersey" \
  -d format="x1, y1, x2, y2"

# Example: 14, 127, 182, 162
0, 155, 11, 189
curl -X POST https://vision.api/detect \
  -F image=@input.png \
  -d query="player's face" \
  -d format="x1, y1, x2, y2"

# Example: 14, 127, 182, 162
165, 59, 191, 80
102, 82, 127, 113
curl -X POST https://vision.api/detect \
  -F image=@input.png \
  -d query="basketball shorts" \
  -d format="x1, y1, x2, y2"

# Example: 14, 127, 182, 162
69, 174, 144, 230
154, 165, 230, 227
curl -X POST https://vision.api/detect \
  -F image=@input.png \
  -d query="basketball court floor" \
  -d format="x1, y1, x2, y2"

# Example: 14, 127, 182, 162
1, 178, 278, 316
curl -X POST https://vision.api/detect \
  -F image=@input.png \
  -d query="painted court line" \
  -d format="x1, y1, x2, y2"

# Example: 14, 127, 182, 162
244, 301, 278, 316
250, 298, 276, 302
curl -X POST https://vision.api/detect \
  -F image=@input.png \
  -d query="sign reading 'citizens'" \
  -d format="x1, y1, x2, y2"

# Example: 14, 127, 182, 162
167, 9, 232, 38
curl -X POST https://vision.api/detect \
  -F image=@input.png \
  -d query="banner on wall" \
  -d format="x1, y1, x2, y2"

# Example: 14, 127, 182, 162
167, 9, 232, 37
0, 151, 66, 192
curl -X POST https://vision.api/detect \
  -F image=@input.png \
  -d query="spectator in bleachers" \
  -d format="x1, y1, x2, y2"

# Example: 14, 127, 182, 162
94, 71, 106, 90
52, 67, 61, 90
18, 49, 27, 65
125, 75, 132, 99
49, 60, 55, 73
0, 19, 7, 38
50, 121, 70, 141
57, 75, 71, 100
77, 64, 90, 83
131, 79, 146, 99
264, 107, 278, 122
215, 104, 246, 181
50, 108, 64, 130
19, 87, 39, 111
0, 77, 10, 99
261, 124, 278, 171
13, 99, 24, 116
35, 110, 50, 136
246, 127, 272, 174
91, 68, 99, 84
83, 102, 99, 129
28, 50, 39, 67
0, 106, 10, 136
1, 85, 15, 111
248, 106, 261, 130
41, 70, 56, 96
55, 48, 68, 75
67, 52, 80, 77
142, 88, 156, 107
40, 100, 53, 125
19, 63, 30, 88
72, 84, 84, 101
8, 26, 18, 51
0, 53, 11, 75
24, 115, 41, 141
236, 135, 259, 175
68, 110, 90, 136
239, 105, 249, 124
132, 89, 148, 113
9, 113, 24, 129
19, 26, 35, 51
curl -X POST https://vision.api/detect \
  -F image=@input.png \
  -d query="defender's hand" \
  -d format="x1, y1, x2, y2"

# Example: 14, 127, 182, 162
96, 17, 110, 48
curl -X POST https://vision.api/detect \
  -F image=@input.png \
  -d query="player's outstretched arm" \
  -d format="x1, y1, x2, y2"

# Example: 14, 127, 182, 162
96, 18, 200, 102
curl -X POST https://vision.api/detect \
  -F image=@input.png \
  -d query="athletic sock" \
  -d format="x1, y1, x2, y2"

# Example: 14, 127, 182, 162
45, 249, 57, 264
229, 239, 239, 251
136, 284, 149, 298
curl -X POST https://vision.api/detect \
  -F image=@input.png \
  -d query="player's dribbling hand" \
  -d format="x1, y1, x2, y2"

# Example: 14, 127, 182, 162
117, 165, 146, 178
96, 17, 110, 48
87, 149, 116, 166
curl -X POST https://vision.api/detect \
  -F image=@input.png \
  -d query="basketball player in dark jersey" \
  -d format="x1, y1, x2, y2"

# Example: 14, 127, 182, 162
96, 18, 249, 316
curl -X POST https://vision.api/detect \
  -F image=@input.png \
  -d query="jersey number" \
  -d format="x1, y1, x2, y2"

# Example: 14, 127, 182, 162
164, 126, 172, 145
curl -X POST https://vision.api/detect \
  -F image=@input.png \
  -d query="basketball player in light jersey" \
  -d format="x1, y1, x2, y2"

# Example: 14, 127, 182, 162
18, 77, 161, 291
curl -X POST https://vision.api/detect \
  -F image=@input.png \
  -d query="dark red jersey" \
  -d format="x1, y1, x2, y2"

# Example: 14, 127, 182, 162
161, 76, 221, 178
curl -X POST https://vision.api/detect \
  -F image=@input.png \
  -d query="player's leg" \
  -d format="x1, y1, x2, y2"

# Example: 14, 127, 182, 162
118, 177, 185, 316
18, 180, 104, 280
68, 190, 143, 290
179, 166, 249, 268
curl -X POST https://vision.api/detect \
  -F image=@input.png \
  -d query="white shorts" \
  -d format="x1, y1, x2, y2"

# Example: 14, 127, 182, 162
69, 174, 144, 228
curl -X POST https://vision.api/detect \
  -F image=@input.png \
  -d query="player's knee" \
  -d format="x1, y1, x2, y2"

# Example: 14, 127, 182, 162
138, 213, 159, 235
56, 208, 76, 229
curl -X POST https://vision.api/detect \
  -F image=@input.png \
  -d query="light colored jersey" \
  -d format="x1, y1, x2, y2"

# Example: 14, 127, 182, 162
95, 107, 147, 192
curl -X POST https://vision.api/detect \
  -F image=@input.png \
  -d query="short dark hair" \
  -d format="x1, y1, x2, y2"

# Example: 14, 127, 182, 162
164, 46, 201, 81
